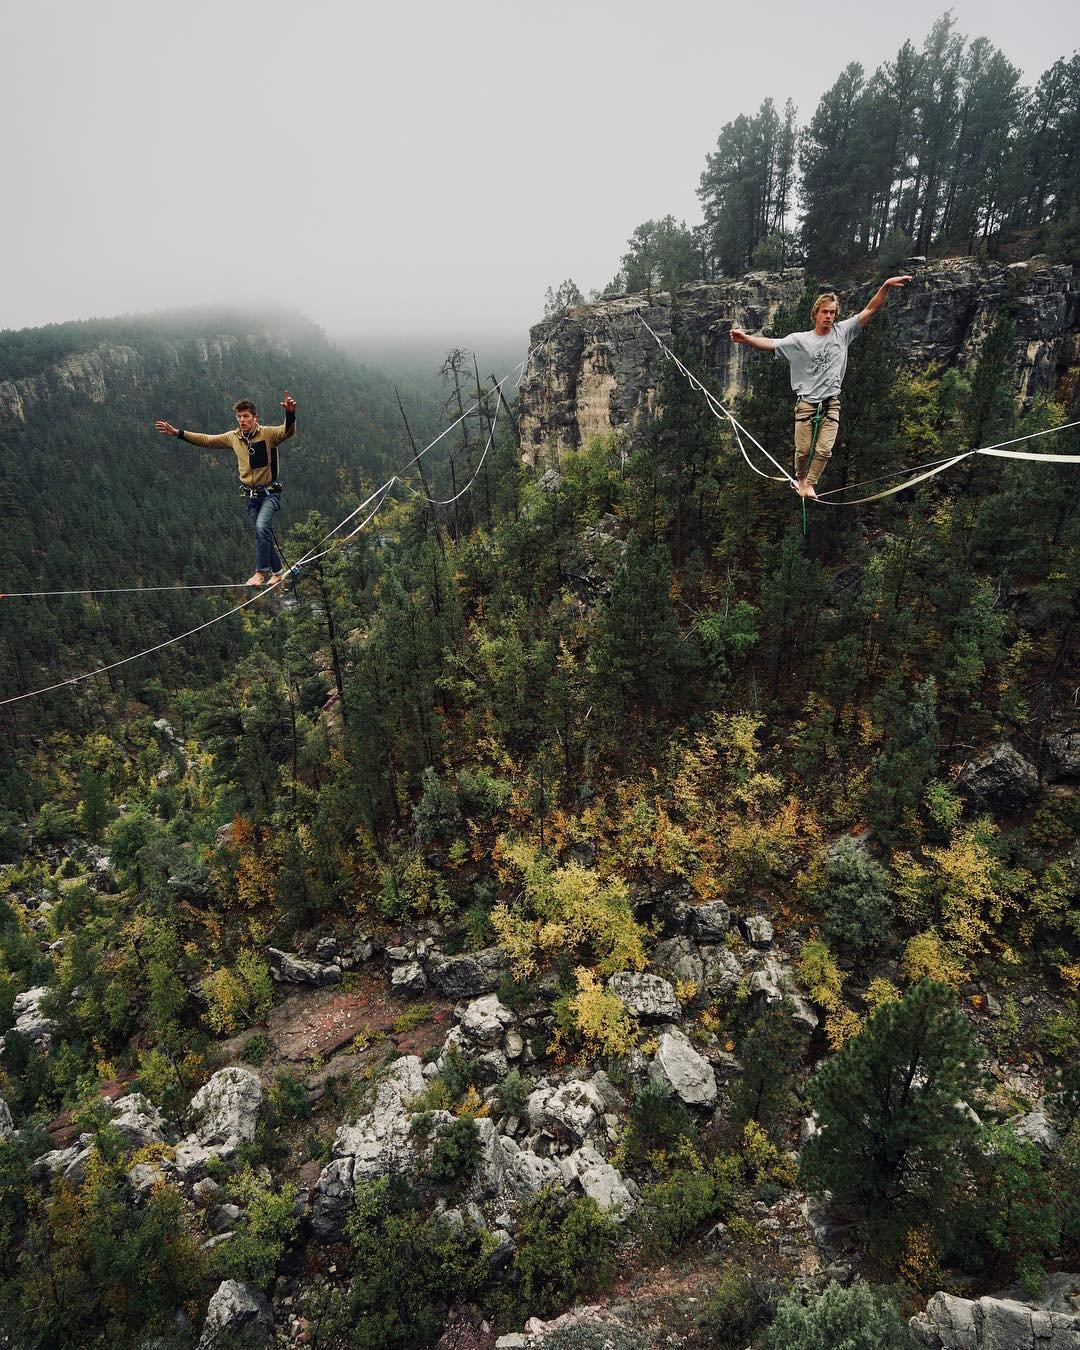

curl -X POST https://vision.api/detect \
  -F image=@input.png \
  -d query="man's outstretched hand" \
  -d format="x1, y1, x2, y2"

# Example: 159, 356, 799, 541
155, 420, 179, 437
281, 390, 297, 413
883, 275, 913, 289
730, 326, 750, 345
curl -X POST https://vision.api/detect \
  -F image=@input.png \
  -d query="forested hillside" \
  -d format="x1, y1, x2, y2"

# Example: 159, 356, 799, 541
0, 309, 448, 727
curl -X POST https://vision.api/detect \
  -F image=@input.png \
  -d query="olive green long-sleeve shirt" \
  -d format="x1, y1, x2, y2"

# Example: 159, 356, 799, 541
179, 411, 296, 487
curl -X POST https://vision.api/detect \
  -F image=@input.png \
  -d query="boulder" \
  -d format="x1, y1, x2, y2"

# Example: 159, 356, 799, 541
175, 1068, 262, 1178
310, 1156, 355, 1241
1046, 730, 1080, 782
701, 945, 743, 997
266, 947, 342, 986
909, 1290, 1080, 1348
458, 994, 516, 1046
561, 1146, 636, 1218
652, 936, 705, 990
127, 1159, 169, 1204
32, 1140, 93, 1185
687, 901, 731, 942
0, 1096, 13, 1139
109, 1092, 165, 1149
2, 986, 58, 1053
427, 946, 508, 998
197, 1280, 273, 1350
188, 1068, 262, 1152
1011, 1108, 1061, 1154
749, 957, 819, 1032
390, 961, 427, 995
650, 1028, 717, 1108
607, 972, 680, 1023
959, 743, 1040, 810
529, 1079, 607, 1144
311, 1057, 426, 1239
499, 1135, 564, 1201
741, 914, 775, 948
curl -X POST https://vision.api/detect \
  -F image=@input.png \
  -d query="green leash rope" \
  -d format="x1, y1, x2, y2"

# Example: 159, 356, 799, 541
802, 403, 825, 535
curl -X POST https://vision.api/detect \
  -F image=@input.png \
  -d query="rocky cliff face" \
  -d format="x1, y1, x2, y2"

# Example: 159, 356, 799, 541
0, 332, 296, 426
518, 257, 1080, 464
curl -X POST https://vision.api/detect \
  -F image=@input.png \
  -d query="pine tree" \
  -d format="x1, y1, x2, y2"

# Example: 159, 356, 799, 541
800, 979, 979, 1247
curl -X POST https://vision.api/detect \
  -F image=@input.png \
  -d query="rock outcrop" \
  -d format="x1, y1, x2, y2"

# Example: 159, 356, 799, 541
519, 258, 1080, 463
909, 1289, 1080, 1348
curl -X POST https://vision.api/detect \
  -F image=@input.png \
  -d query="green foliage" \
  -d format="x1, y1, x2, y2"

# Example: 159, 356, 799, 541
492, 841, 647, 978
948, 1126, 1059, 1293
865, 677, 939, 847
702, 1268, 773, 1348
241, 1031, 272, 1066
801, 980, 980, 1249
268, 1069, 311, 1122
429, 1116, 481, 1186
817, 837, 894, 954
315, 1174, 494, 1348
730, 1002, 808, 1138
494, 1067, 529, 1118
618, 1079, 695, 1171
216, 1167, 300, 1290
507, 1189, 618, 1323
636, 1154, 743, 1260
412, 767, 461, 844
5, 1154, 206, 1348
203, 950, 273, 1034
765, 1280, 913, 1350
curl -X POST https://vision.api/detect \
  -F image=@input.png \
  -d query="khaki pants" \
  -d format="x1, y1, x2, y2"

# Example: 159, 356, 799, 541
793, 398, 840, 486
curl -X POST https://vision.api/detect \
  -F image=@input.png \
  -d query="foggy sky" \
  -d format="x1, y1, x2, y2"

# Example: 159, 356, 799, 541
2, 0, 1075, 349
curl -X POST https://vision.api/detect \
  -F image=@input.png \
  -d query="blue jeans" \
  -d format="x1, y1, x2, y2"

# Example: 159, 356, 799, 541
245, 492, 282, 574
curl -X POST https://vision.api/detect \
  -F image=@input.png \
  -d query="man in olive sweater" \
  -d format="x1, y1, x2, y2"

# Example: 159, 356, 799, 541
155, 391, 297, 585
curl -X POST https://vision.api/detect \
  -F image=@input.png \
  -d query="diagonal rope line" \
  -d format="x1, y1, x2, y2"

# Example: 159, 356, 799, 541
633, 310, 794, 483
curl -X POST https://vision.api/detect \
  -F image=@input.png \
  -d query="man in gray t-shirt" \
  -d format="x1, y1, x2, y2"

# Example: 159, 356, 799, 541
731, 275, 912, 498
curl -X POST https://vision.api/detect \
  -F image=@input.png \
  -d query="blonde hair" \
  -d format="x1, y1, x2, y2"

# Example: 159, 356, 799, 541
811, 292, 839, 319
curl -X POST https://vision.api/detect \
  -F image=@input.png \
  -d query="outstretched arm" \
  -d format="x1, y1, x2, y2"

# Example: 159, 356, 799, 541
730, 326, 777, 352
154, 420, 233, 448
858, 275, 913, 328
280, 389, 297, 441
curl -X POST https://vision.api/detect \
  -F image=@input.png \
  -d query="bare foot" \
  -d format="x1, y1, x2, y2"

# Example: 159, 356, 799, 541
246, 572, 267, 586
267, 572, 284, 586
803, 482, 819, 500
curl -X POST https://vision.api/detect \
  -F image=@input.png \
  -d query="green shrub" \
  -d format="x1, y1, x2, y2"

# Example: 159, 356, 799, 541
313, 1175, 494, 1348
413, 768, 461, 844
240, 1031, 271, 1066
429, 1117, 481, 1185
636, 1155, 743, 1260
216, 1168, 300, 1290
730, 1002, 807, 1139
818, 837, 893, 954
495, 1067, 529, 1118
947, 1126, 1059, 1295
765, 1280, 913, 1349
701, 1267, 773, 1348
801, 980, 979, 1250
268, 1070, 311, 1122
618, 1079, 694, 1171
507, 1189, 618, 1322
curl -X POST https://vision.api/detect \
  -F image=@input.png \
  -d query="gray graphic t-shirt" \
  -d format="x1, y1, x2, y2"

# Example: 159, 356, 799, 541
773, 316, 861, 401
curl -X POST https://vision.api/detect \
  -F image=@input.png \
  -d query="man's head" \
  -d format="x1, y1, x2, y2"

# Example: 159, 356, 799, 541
233, 399, 258, 434
811, 293, 839, 334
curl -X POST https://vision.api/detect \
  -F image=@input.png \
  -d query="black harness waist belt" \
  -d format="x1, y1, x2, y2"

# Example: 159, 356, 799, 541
240, 481, 284, 498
